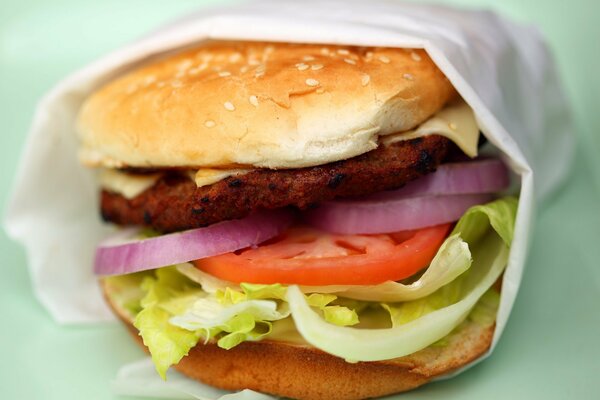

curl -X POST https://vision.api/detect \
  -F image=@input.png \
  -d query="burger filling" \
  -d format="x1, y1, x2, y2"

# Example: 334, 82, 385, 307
93, 92, 518, 379
105, 198, 515, 378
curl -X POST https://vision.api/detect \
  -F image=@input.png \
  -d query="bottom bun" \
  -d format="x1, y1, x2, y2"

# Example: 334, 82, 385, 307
104, 281, 494, 400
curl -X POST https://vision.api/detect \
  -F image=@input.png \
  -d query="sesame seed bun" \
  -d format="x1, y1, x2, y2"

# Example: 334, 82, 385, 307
77, 42, 455, 169
103, 279, 494, 400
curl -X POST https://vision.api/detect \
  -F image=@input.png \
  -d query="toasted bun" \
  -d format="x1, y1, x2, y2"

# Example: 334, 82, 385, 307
78, 42, 456, 169
104, 280, 494, 400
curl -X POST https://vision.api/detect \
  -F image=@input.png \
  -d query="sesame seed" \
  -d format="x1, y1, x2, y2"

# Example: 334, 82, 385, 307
249, 95, 259, 107
218, 71, 232, 77
143, 75, 156, 85
265, 45, 275, 53
305, 78, 320, 87
320, 47, 330, 55
205, 120, 216, 128
254, 65, 265, 78
303, 55, 315, 61
296, 63, 309, 71
240, 66, 249, 73
224, 101, 235, 111
316, 88, 325, 94
177, 59, 193, 71
411, 52, 422, 62
378, 55, 391, 64
448, 122, 457, 130
229, 53, 242, 62
337, 49, 350, 55
361, 74, 371, 86
344, 58, 356, 65
248, 59, 260, 66
403, 73, 414, 81
365, 51, 374, 59
311, 64, 324, 70
125, 84, 138, 94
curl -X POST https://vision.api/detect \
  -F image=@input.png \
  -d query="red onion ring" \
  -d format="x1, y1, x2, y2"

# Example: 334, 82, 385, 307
304, 193, 494, 234
362, 158, 509, 201
304, 158, 509, 234
94, 209, 294, 276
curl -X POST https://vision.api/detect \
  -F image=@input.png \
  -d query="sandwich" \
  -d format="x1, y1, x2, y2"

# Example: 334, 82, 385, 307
77, 41, 517, 400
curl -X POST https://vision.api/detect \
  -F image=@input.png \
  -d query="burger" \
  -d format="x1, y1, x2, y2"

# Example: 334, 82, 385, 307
77, 41, 517, 399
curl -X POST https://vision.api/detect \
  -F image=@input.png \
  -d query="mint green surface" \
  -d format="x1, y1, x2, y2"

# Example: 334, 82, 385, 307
1, 0, 599, 399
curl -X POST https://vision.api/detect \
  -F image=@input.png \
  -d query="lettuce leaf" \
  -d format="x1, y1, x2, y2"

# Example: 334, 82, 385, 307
468, 288, 501, 325
453, 196, 518, 246
103, 272, 148, 318
376, 197, 517, 325
286, 197, 517, 362
287, 231, 508, 362
133, 268, 203, 379
169, 297, 290, 333
176, 283, 358, 328
112, 267, 361, 378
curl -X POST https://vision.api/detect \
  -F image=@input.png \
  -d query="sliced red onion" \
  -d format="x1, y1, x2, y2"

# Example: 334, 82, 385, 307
303, 158, 509, 234
362, 158, 509, 201
94, 209, 294, 276
305, 193, 494, 234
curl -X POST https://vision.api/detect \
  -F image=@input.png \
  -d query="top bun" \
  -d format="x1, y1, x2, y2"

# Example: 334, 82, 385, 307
77, 41, 455, 169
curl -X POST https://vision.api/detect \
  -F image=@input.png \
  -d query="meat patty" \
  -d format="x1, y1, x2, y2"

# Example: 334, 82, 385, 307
101, 135, 457, 233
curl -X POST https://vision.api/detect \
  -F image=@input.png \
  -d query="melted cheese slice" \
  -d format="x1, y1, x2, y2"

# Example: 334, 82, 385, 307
99, 100, 479, 199
192, 168, 253, 188
99, 169, 162, 199
382, 99, 479, 157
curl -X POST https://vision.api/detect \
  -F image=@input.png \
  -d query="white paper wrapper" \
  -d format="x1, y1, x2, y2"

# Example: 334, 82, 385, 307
4, 0, 574, 398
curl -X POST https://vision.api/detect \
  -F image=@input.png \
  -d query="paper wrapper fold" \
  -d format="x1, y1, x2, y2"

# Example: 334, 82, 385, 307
4, 0, 574, 398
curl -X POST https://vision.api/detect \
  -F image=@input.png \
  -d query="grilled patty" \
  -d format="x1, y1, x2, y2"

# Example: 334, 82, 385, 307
101, 135, 457, 233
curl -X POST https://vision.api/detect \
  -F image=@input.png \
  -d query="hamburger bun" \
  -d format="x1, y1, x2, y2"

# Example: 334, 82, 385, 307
103, 279, 494, 400
77, 42, 455, 169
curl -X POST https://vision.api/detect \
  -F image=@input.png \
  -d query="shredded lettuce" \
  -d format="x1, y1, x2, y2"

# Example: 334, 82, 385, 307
174, 283, 358, 329
169, 296, 290, 350
120, 271, 360, 377
217, 283, 288, 305
133, 268, 203, 379
103, 272, 148, 318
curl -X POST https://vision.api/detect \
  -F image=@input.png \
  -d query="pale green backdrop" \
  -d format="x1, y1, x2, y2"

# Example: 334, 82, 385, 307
1, 0, 599, 399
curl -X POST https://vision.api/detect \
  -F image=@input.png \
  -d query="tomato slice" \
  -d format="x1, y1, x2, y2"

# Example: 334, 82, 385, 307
193, 223, 451, 286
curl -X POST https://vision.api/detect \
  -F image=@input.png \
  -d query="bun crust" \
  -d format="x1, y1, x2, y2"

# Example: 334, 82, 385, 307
78, 42, 455, 169
104, 281, 494, 400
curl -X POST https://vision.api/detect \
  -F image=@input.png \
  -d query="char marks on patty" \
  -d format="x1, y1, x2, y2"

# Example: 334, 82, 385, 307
100, 135, 456, 233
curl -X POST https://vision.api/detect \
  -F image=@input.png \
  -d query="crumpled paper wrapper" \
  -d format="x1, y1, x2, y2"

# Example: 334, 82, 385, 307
4, 0, 574, 398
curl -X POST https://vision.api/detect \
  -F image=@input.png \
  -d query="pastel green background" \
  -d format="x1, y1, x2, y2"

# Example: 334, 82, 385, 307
1, 0, 599, 399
